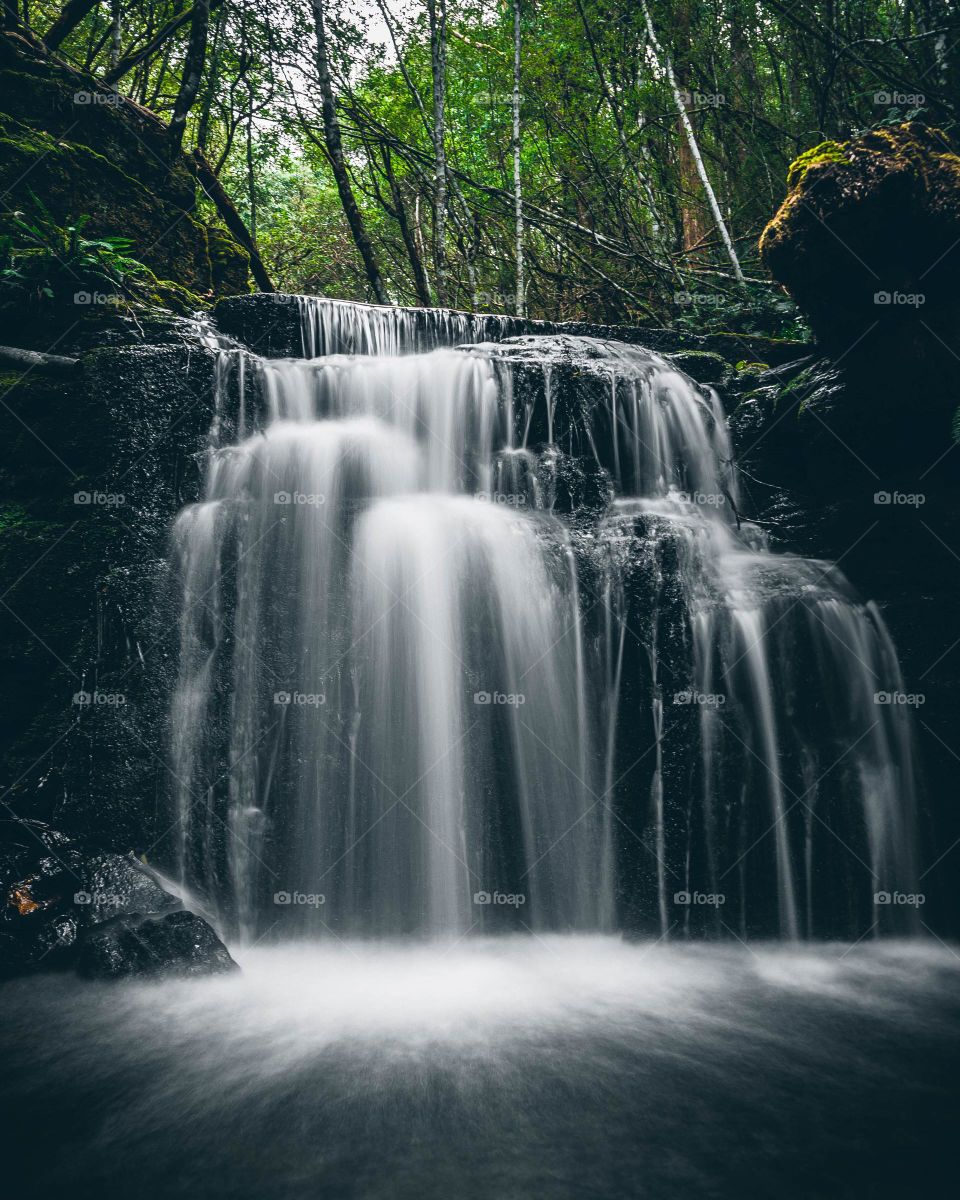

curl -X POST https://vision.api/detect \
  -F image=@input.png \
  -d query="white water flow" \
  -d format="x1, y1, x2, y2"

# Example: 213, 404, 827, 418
170, 304, 918, 942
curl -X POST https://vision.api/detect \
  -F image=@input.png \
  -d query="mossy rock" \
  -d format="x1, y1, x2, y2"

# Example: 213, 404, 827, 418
759, 123, 960, 351
207, 225, 252, 296
668, 349, 728, 385
785, 141, 846, 190
0, 39, 251, 301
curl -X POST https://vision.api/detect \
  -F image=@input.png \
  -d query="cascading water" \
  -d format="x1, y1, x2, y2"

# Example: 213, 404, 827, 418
169, 298, 919, 942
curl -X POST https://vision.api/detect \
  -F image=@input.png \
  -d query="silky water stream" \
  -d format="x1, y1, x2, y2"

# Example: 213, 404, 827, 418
3, 299, 955, 1199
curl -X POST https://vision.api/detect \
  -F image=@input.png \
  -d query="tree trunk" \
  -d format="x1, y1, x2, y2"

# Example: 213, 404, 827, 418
108, 0, 120, 67
3, 0, 21, 34
44, 0, 102, 49
639, 0, 744, 281
191, 149, 275, 292
310, 0, 390, 305
383, 147, 432, 306
105, 0, 223, 87
572, 0, 665, 252
168, 0, 210, 155
195, 0, 226, 153
0, 346, 79, 375
426, 0, 447, 303
512, 0, 525, 316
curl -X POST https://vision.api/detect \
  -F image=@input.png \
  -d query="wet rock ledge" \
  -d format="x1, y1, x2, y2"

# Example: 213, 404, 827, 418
0, 818, 236, 981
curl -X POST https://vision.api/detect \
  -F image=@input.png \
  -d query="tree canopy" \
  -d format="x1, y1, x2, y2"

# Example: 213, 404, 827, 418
9, 0, 958, 325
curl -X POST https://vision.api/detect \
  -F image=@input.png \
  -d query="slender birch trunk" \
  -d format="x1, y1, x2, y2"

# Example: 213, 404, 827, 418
512, 0, 525, 316
426, 0, 447, 303
639, 0, 744, 281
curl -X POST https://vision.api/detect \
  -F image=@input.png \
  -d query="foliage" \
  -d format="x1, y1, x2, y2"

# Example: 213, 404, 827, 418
14, 0, 960, 328
0, 195, 150, 311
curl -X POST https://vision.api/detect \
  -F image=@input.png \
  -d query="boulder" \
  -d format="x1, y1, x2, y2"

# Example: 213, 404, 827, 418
0, 32, 251, 328
0, 819, 236, 981
760, 124, 960, 351
77, 910, 237, 980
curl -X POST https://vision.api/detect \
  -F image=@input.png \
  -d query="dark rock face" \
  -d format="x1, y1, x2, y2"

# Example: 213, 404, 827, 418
752, 130, 960, 929
0, 818, 235, 980
77, 911, 237, 980
214, 293, 808, 365
759, 124, 960, 441
0, 315, 250, 850
760, 125, 960, 346
726, 355, 960, 932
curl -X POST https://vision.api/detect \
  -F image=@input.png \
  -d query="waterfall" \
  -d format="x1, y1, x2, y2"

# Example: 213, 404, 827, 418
297, 295, 525, 358
169, 302, 919, 942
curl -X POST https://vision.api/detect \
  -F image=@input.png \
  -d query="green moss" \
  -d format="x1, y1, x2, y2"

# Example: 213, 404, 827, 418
0, 502, 30, 532
669, 349, 728, 385
1, 54, 250, 299
206, 225, 251, 296
786, 141, 847, 190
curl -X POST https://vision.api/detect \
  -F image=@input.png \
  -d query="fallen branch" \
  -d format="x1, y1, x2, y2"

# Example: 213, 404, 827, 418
0, 345, 80, 376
